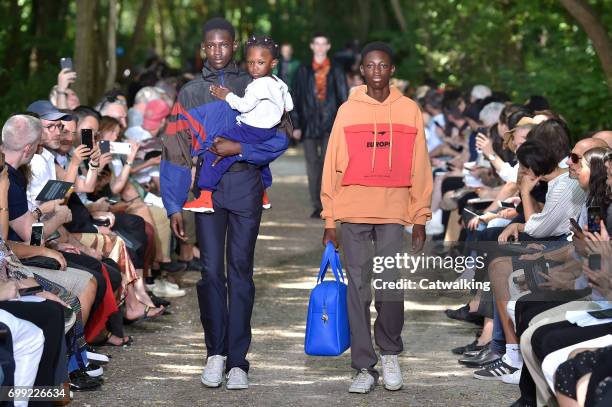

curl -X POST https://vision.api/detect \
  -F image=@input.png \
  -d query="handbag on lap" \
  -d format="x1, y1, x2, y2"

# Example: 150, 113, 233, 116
304, 242, 350, 356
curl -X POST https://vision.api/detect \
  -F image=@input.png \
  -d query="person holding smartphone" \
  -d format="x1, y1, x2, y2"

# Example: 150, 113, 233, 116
50, 60, 80, 110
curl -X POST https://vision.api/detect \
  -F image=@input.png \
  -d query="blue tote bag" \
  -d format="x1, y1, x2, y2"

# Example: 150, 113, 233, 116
304, 242, 350, 356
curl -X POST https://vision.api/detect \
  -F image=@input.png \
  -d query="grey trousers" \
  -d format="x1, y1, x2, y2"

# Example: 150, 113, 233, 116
303, 134, 330, 211
340, 223, 405, 378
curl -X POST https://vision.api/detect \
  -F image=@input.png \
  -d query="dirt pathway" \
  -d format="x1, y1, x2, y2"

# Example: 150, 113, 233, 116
76, 149, 518, 407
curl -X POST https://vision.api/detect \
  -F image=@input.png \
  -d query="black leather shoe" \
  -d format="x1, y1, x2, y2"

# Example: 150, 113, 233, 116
445, 304, 484, 326
458, 347, 501, 368
310, 208, 322, 219
451, 340, 488, 355
69, 370, 102, 392
179, 258, 203, 272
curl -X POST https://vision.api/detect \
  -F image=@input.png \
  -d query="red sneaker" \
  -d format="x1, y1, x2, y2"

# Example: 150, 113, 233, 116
182, 191, 214, 213
262, 190, 271, 210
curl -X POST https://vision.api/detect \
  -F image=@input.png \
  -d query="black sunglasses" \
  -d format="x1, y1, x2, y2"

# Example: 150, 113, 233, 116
569, 152, 582, 164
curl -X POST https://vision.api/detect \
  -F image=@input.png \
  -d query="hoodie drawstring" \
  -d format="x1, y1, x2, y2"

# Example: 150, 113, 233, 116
388, 103, 393, 170
371, 104, 394, 172
371, 111, 377, 172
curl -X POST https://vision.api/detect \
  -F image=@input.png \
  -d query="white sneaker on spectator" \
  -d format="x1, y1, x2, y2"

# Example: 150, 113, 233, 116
502, 368, 521, 385
381, 355, 403, 390
152, 279, 186, 298
86, 351, 109, 365
349, 369, 377, 393
201, 355, 226, 387
226, 367, 249, 390
84, 363, 103, 378
161, 278, 180, 290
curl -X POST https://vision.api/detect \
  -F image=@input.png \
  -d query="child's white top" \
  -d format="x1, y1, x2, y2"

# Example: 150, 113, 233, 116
226, 75, 293, 129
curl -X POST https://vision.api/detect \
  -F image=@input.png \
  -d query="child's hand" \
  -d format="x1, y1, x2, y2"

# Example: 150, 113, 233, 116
210, 85, 230, 100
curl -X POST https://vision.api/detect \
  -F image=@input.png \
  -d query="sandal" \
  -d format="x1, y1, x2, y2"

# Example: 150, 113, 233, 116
123, 304, 164, 326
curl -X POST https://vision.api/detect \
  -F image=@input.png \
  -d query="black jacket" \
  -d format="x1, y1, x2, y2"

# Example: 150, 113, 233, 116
291, 61, 348, 139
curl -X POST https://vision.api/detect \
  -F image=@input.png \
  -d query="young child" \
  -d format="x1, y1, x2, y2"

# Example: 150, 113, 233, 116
183, 35, 293, 213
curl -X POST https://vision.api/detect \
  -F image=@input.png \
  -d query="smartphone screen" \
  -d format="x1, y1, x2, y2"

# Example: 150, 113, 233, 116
18, 285, 44, 296
587, 206, 602, 234
99, 140, 110, 154
588, 308, 612, 319
81, 129, 94, 150
60, 57, 73, 71
588, 254, 601, 271
30, 223, 44, 247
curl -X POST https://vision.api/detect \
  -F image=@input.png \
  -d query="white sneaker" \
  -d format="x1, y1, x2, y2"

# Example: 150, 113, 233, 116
86, 351, 109, 365
85, 363, 103, 378
201, 355, 226, 387
381, 355, 403, 391
348, 369, 376, 394
226, 367, 249, 390
501, 368, 521, 385
152, 279, 186, 298
160, 278, 180, 290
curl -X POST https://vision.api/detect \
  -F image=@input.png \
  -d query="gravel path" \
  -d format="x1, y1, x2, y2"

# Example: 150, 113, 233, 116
76, 149, 518, 407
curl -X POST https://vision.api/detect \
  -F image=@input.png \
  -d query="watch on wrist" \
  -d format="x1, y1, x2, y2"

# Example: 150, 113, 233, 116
487, 153, 497, 162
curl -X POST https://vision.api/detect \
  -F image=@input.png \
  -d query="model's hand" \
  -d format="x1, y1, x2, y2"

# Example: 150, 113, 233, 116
170, 212, 187, 241
208, 137, 241, 157
209, 85, 231, 100
292, 129, 302, 141
322, 228, 338, 248
412, 224, 426, 253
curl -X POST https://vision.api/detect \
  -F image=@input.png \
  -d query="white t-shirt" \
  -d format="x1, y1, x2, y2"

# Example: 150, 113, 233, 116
226, 75, 293, 129
27, 148, 57, 210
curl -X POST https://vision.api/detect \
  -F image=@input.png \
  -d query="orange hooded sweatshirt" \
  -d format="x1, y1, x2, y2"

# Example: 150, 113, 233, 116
321, 85, 432, 228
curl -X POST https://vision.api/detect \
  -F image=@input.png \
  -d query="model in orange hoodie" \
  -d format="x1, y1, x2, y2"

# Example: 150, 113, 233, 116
320, 84, 433, 231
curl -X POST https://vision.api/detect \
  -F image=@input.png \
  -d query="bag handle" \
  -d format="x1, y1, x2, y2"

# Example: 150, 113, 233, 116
317, 242, 345, 284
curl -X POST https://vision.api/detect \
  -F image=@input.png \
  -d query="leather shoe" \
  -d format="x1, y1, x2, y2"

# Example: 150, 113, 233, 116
458, 347, 501, 368
445, 304, 484, 326
451, 340, 488, 355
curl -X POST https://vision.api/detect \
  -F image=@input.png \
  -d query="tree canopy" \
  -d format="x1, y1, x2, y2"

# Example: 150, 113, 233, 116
0, 0, 610, 137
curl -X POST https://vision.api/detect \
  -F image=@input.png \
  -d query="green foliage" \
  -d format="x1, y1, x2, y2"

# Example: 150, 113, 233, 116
0, 0, 610, 138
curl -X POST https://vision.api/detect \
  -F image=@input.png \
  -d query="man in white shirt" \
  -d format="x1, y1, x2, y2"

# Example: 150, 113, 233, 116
25, 101, 74, 210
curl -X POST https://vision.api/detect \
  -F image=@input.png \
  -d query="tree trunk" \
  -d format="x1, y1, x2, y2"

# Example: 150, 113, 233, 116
74, 0, 98, 105
105, 0, 118, 91
390, 0, 407, 33
559, 0, 612, 88
122, 0, 153, 70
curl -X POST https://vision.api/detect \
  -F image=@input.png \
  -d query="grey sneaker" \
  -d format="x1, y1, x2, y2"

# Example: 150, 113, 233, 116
201, 355, 226, 387
381, 355, 403, 391
226, 367, 249, 390
348, 369, 376, 394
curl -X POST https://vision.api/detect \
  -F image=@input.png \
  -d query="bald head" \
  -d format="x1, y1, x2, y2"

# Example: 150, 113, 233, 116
567, 137, 607, 178
593, 130, 612, 148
